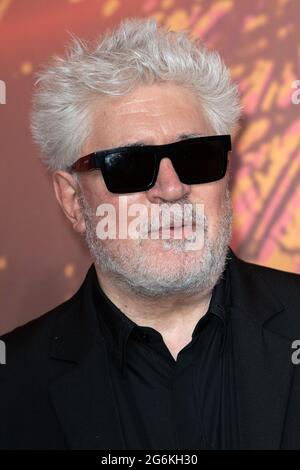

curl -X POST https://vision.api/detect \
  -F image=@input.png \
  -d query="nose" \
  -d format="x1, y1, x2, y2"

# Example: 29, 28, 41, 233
145, 157, 191, 203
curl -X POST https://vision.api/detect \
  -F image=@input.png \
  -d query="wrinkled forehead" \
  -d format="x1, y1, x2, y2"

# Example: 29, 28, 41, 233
84, 83, 212, 154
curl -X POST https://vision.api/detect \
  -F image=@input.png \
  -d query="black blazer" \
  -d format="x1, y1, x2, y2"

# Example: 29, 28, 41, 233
1, 248, 300, 449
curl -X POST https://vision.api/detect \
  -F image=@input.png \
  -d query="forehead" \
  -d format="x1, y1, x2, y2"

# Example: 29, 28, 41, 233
99, 82, 200, 111
85, 83, 210, 151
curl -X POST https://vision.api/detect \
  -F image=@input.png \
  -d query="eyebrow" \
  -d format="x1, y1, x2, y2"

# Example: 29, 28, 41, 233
120, 132, 205, 148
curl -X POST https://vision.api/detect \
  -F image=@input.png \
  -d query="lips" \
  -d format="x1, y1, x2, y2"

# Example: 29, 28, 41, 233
155, 222, 197, 236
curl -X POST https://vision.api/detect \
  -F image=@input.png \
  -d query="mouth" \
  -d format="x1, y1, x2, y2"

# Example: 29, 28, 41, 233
153, 222, 197, 237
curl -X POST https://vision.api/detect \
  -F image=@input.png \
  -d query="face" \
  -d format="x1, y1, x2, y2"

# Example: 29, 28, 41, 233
53, 82, 232, 297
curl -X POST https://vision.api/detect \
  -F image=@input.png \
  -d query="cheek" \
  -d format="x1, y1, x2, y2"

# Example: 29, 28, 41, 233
80, 173, 118, 211
92, 192, 146, 238
115, 194, 147, 234
191, 183, 225, 213
190, 183, 229, 237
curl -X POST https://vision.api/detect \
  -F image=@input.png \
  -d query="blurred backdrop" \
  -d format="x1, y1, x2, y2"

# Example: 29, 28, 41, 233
1, 0, 300, 333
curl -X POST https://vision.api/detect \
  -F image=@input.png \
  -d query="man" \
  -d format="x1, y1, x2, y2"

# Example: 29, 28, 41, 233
1, 17, 300, 450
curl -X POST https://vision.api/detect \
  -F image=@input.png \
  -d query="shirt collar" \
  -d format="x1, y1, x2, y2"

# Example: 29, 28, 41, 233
91, 259, 230, 377
91, 266, 137, 377
191, 265, 229, 339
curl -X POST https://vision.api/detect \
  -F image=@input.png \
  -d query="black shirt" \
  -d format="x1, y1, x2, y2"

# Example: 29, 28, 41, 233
91, 264, 240, 450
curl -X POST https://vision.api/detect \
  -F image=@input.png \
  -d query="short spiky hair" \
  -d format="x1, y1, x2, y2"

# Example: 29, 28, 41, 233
31, 17, 241, 171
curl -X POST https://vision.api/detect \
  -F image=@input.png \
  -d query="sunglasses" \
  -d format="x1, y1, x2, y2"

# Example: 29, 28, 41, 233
70, 134, 231, 194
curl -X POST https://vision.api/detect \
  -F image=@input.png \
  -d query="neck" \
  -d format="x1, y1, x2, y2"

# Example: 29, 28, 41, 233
94, 265, 213, 359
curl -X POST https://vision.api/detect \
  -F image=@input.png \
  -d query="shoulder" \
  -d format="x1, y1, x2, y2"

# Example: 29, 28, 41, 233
232, 251, 300, 297
0, 273, 85, 371
229, 249, 300, 334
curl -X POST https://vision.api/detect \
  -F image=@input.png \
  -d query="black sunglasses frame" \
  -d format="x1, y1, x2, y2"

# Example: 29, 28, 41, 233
70, 134, 231, 194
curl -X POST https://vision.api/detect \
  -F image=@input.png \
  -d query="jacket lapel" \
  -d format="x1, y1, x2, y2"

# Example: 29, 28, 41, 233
228, 251, 294, 449
49, 339, 126, 450
48, 266, 126, 449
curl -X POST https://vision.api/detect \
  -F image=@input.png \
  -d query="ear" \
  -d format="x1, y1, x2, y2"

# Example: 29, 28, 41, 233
52, 171, 86, 234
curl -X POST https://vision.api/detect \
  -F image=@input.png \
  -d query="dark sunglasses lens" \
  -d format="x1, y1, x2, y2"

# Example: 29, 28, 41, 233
172, 140, 228, 184
102, 149, 156, 193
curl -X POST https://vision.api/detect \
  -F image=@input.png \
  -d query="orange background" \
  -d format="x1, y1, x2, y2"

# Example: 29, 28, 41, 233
1, 0, 300, 334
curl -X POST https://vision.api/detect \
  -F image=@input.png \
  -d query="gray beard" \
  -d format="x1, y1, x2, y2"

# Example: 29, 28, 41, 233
78, 189, 232, 299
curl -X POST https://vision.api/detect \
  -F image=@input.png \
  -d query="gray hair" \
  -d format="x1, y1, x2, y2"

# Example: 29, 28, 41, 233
31, 17, 241, 171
